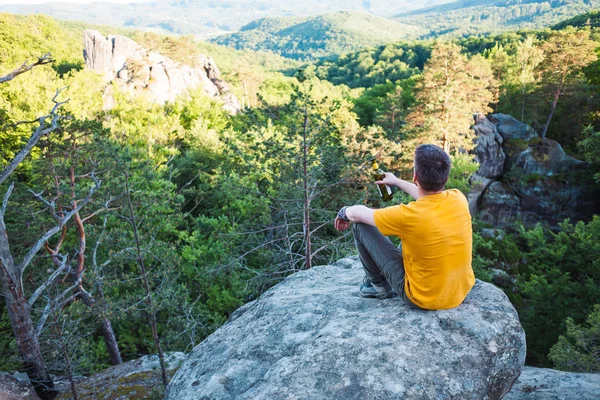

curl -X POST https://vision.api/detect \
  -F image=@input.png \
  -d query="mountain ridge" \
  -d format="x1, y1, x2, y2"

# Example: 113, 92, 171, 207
210, 11, 428, 60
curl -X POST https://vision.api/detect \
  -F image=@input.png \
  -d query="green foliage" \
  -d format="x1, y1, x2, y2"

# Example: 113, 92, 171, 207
470, 218, 600, 367
315, 42, 430, 88
517, 218, 600, 366
0, 302, 19, 370
446, 154, 480, 195
579, 125, 600, 182
549, 304, 600, 372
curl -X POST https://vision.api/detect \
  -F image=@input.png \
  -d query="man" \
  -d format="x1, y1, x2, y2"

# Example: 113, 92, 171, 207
334, 144, 475, 311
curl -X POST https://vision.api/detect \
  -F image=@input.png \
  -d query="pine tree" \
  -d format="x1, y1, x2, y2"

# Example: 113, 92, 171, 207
538, 27, 597, 139
408, 42, 497, 154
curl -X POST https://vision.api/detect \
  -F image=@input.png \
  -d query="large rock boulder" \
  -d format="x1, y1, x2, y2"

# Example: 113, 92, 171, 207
0, 373, 39, 400
469, 113, 506, 214
488, 114, 538, 141
472, 113, 506, 179
166, 257, 526, 400
470, 114, 600, 228
83, 30, 241, 114
504, 367, 600, 399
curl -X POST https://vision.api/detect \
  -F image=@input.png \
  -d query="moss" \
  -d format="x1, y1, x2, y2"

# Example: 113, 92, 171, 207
504, 138, 529, 153
524, 173, 543, 184
528, 136, 543, 146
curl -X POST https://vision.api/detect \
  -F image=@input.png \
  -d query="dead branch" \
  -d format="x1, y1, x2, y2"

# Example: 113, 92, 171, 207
1, 182, 14, 218
18, 174, 101, 274
0, 88, 69, 186
28, 254, 69, 307
0, 53, 54, 84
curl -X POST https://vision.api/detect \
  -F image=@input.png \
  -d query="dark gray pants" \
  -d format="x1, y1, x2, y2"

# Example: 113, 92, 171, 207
353, 223, 421, 309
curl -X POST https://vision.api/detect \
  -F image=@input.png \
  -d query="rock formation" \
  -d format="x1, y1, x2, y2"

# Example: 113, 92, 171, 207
469, 114, 600, 228
83, 30, 241, 114
504, 367, 600, 400
165, 256, 526, 400
0, 372, 39, 400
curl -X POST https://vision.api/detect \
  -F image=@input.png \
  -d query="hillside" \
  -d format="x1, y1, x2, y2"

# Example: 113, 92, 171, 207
210, 11, 428, 60
395, 0, 600, 37
0, 0, 452, 37
552, 9, 600, 29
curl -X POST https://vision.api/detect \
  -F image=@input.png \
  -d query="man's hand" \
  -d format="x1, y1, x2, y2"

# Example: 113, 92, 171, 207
375, 172, 400, 187
334, 216, 350, 231
377, 172, 420, 200
335, 206, 351, 231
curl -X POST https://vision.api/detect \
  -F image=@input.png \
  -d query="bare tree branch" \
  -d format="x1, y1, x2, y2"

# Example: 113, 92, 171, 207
35, 288, 79, 337
18, 175, 101, 274
0, 88, 69, 186
0, 53, 54, 84
310, 231, 351, 261
1, 182, 14, 218
28, 254, 69, 307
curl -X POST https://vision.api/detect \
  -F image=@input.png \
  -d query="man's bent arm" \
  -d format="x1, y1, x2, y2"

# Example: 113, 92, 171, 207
378, 173, 420, 200
345, 205, 376, 226
395, 179, 420, 200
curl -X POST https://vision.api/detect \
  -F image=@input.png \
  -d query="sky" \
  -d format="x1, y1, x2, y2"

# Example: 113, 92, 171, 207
0, 0, 141, 4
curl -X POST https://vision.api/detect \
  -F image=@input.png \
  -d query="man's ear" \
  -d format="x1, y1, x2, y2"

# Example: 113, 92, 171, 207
413, 172, 418, 186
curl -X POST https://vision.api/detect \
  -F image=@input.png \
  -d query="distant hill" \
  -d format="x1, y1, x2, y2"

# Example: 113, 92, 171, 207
210, 11, 428, 60
395, 0, 600, 37
0, 0, 452, 37
551, 10, 600, 29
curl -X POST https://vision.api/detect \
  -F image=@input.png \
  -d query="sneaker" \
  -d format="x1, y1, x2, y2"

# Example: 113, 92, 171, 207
359, 276, 397, 299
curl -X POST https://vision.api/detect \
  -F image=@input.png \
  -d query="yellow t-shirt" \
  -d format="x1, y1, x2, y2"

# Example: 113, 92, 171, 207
373, 189, 475, 310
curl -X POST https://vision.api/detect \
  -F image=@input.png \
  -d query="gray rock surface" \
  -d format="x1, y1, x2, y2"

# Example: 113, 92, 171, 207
472, 113, 505, 179
504, 367, 600, 399
166, 257, 526, 400
0, 372, 39, 400
488, 114, 538, 141
470, 114, 600, 228
83, 30, 241, 114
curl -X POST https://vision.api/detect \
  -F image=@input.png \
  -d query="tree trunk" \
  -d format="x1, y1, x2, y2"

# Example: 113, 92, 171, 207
79, 291, 122, 365
124, 171, 168, 387
541, 71, 566, 140
302, 96, 311, 270
69, 164, 122, 365
521, 85, 526, 122
541, 86, 561, 139
0, 226, 56, 400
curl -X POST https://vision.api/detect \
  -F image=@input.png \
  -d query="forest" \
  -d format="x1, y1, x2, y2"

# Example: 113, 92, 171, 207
0, 9, 599, 399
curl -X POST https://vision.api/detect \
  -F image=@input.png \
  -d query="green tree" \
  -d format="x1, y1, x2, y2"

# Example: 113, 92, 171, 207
579, 125, 600, 182
538, 27, 597, 139
513, 36, 544, 122
408, 42, 497, 153
549, 304, 600, 372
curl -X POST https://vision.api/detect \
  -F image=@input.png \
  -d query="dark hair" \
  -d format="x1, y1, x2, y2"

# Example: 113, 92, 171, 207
414, 144, 451, 192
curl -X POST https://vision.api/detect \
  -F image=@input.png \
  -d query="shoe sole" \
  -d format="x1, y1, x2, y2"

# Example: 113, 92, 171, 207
359, 291, 398, 299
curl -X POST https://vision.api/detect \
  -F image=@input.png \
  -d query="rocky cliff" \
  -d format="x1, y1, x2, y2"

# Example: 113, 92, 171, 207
83, 30, 241, 114
165, 256, 526, 400
469, 114, 600, 228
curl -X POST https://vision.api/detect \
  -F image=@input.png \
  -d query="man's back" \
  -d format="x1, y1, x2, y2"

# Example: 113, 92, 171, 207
373, 189, 475, 310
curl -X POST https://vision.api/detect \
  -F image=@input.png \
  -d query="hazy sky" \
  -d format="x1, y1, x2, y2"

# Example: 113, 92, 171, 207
0, 0, 141, 4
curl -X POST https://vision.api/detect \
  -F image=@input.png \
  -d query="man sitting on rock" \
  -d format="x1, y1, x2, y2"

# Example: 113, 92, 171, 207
334, 144, 475, 310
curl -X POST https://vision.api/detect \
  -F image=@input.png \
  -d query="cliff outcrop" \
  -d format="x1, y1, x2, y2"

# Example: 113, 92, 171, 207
470, 114, 599, 228
165, 256, 526, 400
83, 30, 241, 114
